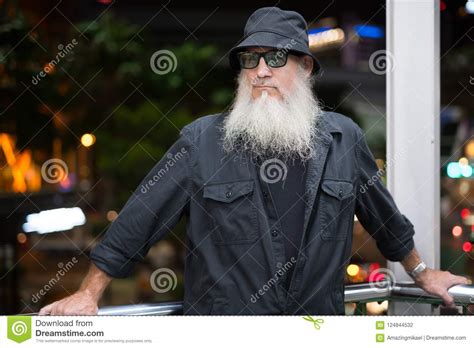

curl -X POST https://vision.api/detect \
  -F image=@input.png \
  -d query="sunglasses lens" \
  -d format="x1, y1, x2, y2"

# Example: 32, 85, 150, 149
238, 52, 259, 69
265, 51, 287, 67
237, 50, 288, 69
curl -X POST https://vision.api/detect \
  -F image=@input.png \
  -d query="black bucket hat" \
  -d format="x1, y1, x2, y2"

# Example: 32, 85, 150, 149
229, 7, 321, 74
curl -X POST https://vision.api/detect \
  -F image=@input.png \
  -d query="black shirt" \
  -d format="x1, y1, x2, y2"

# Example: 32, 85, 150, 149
256, 155, 308, 291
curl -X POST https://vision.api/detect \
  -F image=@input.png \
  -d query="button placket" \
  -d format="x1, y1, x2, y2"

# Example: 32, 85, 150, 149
265, 200, 286, 288
252, 160, 288, 308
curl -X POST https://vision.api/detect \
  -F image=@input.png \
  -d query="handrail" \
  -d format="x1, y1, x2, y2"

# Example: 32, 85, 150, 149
93, 281, 473, 315
344, 281, 392, 302
98, 301, 183, 316
344, 281, 474, 305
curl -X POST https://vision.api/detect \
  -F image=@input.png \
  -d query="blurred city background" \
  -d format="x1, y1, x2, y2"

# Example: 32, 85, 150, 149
0, 0, 473, 315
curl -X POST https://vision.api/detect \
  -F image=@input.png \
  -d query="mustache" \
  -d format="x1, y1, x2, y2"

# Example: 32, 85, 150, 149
250, 79, 277, 89
253, 85, 277, 88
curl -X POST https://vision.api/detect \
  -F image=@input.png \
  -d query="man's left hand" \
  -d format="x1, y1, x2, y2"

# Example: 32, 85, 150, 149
413, 268, 469, 307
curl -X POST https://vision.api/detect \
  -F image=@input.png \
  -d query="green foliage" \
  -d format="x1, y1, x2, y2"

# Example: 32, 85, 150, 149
57, 14, 234, 202
1, 7, 234, 208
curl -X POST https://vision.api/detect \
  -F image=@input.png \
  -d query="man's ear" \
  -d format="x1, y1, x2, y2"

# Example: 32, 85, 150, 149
302, 55, 314, 75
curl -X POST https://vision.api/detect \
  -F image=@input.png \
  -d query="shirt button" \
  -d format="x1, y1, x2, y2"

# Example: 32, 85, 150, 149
271, 229, 279, 237
225, 191, 232, 199
263, 190, 268, 198
338, 189, 343, 198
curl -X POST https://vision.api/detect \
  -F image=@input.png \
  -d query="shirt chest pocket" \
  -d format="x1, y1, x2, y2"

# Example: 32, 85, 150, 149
319, 179, 355, 241
203, 179, 259, 245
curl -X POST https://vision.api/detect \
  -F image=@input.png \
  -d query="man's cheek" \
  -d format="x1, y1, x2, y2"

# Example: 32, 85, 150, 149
246, 74, 257, 86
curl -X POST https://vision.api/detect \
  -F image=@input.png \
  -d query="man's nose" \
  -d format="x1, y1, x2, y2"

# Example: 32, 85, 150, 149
256, 57, 271, 77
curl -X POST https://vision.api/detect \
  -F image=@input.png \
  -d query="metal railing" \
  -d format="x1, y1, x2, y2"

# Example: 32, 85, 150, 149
96, 281, 474, 315
98, 301, 183, 316
345, 281, 474, 315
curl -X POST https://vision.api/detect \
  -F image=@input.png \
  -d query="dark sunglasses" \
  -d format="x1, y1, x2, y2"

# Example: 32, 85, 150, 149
237, 50, 289, 69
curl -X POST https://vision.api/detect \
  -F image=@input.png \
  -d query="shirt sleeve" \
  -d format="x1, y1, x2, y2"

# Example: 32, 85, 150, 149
354, 124, 415, 262
89, 125, 196, 278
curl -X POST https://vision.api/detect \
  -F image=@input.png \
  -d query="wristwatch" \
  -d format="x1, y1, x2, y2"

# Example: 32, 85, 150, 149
408, 261, 427, 280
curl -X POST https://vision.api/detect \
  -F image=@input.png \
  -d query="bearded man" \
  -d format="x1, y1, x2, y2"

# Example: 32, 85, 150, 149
40, 7, 467, 316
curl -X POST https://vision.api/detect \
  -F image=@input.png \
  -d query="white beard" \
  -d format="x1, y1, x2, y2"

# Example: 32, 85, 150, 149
222, 66, 322, 163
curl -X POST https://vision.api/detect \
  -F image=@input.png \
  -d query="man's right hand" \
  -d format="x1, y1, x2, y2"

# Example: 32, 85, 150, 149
38, 289, 99, 316
38, 262, 112, 316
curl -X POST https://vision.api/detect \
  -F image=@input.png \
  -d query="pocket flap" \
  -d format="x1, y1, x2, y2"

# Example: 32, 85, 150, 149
320, 179, 353, 200
203, 180, 254, 203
